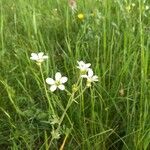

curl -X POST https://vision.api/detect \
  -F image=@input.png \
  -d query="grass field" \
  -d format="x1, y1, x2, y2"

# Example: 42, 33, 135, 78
0, 0, 150, 149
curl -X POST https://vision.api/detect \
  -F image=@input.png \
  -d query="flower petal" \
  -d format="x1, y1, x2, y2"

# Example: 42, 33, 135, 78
58, 84, 65, 90
50, 85, 57, 92
85, 63, 91, 68
38, 52, 44, 58
46, 78, 55, 85
43, 55, 48, 59
92, 75, 98, 81
55, 72, 62, 81
60, 77, 68, 83
31, 53, 37, 57
88, 69, 93, 77
30, 53, 38, 60
77, 61, 85, 67
81, 75, 88, 78
77, 61, 84, 65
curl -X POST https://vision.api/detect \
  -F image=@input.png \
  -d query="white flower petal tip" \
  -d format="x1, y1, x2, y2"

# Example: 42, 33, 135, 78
30, 52, 48, 63
46, 78, 55, 85
92, 75, 98, 82
50, 85, 57, 92
55, 72, 62, 81
46, 72, 68, 92
81, 75, 88, 78
58, 84, 65, 90
60, 77, 68, 83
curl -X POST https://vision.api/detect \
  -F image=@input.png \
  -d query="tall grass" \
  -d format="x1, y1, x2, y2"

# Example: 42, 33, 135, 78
0, 0, 150, 149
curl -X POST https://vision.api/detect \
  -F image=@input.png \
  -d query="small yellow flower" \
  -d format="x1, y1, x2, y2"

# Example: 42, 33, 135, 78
77, 13, 84, 20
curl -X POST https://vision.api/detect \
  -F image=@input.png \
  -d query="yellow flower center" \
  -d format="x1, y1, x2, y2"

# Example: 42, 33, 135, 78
80, 70, 87, 75
55, 81, 60, 86
78, 13, 84, 20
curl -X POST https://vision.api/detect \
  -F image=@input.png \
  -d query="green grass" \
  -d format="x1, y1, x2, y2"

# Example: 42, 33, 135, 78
0, 0, 150, 149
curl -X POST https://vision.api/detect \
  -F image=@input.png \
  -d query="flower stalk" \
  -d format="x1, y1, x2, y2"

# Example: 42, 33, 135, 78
39, 65, 55, 115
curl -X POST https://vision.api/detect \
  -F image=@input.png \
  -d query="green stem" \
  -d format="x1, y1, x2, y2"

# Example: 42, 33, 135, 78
39, 65, 55, 115
48, 92, 75, 148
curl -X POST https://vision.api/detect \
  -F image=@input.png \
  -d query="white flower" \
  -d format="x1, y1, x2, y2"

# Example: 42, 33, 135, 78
30, 52, 48, 63
81, 68, 98, 87
77, 61, 91, 74
46, 72, 68, 92
131, 3, 135, 7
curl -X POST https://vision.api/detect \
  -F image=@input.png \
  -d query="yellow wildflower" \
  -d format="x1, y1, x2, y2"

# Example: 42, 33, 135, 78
77, 13, 84, 20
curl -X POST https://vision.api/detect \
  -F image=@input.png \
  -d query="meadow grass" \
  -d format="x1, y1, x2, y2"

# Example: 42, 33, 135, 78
0, 0, 150, 149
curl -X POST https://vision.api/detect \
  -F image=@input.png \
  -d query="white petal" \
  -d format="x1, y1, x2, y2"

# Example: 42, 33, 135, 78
55, 72, 62, 81
60, 77, 68, 83
50, 85, 57, 92
77, 61, 85, 67
46, 78, 55, 85
30, 53, 38, 60
31, 53, 37, 56
81, 75, 88, 78
88, 69, 93, 77
58, 84, 65, 90
85, 63, 91, 68
30, 56, 37, 60
77, 61, 84, 65
38, 52, 44, 58
42, 55, 48, 59
92, 75, 98, 81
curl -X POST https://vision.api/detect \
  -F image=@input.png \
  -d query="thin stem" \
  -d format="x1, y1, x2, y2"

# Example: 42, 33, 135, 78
39, 64, 55, 115
48, 93, 74, 148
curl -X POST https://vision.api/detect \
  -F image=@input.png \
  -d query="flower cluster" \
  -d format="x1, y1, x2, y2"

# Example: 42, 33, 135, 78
30, 53, 98, 91
30, 53, 99, 142
77, 60, 98, 87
